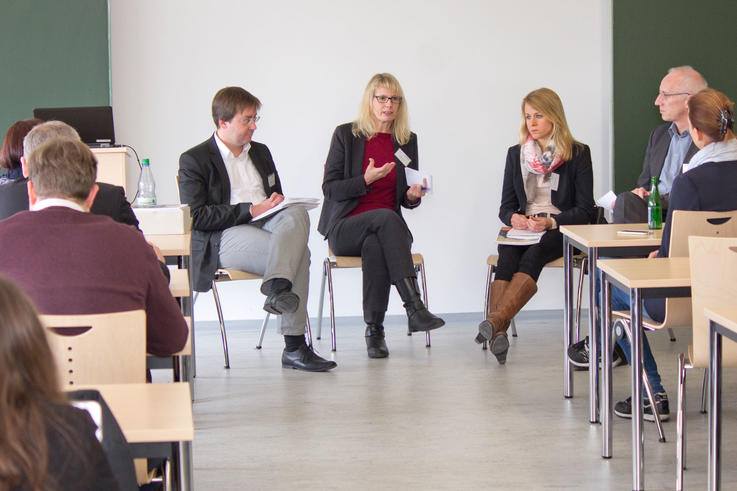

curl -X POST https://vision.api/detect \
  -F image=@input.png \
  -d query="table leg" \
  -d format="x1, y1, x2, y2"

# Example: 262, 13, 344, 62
631, 288, 645, 490
179, 440, 194, 491
708, 321, 722, 491
589, 248, 600, 423
563, 238, 574, 398
602, 274, 612, 458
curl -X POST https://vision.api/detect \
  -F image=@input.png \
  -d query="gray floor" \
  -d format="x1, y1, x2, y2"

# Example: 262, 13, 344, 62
187, 311, 737, 490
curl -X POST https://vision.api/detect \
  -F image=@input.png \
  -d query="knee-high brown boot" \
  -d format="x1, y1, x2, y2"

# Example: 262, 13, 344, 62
475, 272, 538, 364
485, 279, 509, 319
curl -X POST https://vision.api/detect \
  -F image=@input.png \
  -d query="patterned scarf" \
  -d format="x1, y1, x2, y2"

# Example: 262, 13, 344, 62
521, 135, 563, 175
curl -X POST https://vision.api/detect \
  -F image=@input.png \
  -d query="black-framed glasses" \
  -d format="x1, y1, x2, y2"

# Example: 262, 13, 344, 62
658, 91, 689, 99
373, 95, 402, 105
240, 115, 261, 125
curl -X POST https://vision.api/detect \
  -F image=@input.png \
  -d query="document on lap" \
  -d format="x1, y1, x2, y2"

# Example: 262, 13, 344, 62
404, 167, 432, 193
496, 227, 544, 246
250, 197, 321, 222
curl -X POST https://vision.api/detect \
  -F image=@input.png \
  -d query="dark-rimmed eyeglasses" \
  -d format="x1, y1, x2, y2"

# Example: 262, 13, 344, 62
373, 95, 402, 105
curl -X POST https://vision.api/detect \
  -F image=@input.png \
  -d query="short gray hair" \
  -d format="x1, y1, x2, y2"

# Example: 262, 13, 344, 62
23, 121, 80, 157
668, 65, 708, 94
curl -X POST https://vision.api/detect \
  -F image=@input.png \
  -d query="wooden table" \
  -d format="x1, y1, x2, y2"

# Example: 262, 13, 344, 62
560, 223, 662, 424
598, 257, 691, 491
145, 233, 194, 384
704, 306, 737, 490
68, 383, 194, 490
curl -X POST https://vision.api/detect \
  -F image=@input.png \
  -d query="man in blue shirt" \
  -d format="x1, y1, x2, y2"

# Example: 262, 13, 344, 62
613, 66, 706, 223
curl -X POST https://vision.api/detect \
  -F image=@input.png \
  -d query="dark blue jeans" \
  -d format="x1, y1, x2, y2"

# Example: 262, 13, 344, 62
597, 269, 665, 395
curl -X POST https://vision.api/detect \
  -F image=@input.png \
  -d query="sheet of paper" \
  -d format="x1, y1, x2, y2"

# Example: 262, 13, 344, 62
250, 197, 320, 222
404, 167, 432, 192
596, 190, 617, 211
506, 229, 545, 240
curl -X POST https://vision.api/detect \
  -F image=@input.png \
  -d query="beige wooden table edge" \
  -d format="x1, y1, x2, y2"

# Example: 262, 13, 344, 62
597, 257, 691, 288
560, 223, 662, 248
66, 382, 193, 442
705, 306, 737, 333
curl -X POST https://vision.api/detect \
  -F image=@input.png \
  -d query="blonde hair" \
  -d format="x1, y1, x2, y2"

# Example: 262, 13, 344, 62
519, 88, 579, 161
352, 73, 411, 145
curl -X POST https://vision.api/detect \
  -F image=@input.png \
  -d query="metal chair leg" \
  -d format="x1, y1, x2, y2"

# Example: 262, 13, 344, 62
316, 258, 328, 340
622, 318, 666, 442
417, 262, 431, 348
668, 327, 677, 342
326, 261, 337, 351
575, 257, 587, 342
305, 314, 313, 348
211, 280, 231, 369
510, 318, 518, 337
677, 353, 687, 490
700, 368, 708, 414
255, 313, 271, 349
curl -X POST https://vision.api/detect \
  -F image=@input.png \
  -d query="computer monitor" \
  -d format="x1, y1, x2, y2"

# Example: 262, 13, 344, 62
33, 106, 116, 146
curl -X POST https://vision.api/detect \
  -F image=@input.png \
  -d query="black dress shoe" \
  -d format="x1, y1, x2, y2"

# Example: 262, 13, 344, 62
365, 324, 389, 358
263, 290, 300, 315
282, 345, 337, 372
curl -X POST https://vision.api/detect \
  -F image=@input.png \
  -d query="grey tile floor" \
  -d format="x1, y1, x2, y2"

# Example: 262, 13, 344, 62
186, 311, 737, 490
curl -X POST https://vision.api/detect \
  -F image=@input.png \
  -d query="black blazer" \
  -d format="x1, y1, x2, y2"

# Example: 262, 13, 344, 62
658, 160, 737, 257
636, 123, 699, 204
178, 136, 282, 291
499, 143, 596, 226
317, 122, 420, 237
0, 178, 139, 228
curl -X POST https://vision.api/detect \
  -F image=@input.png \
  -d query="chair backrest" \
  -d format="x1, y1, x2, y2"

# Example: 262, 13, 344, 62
654, 210, 737, 329
668, 210, 737, 257
688, 236, 737, 367
42, 310, 147, 386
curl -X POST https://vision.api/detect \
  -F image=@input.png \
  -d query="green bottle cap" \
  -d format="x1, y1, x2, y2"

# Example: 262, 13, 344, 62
142, 158, 150, 166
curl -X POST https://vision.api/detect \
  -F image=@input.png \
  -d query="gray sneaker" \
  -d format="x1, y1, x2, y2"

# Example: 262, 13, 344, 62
614, 392, 670, 422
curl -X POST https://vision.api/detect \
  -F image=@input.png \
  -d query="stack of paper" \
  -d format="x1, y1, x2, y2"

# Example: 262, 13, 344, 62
251, 197, 321, 222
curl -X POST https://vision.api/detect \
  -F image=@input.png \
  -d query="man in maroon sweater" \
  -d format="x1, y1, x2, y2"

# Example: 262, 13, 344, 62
0, 138, 187, 356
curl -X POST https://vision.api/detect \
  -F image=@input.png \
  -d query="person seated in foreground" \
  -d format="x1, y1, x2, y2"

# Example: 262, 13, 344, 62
0, 273, 121, 490
475, 87, 596, 364
0, 138, 188, 356
317, 73, 444, 359
576, 88, 737, 423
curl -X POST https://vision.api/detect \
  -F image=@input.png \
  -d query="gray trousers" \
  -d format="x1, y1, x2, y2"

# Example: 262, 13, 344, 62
219, 206, 310, 335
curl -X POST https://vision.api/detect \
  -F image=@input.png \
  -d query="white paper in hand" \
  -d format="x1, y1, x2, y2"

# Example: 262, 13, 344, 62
404, 167, 432, 193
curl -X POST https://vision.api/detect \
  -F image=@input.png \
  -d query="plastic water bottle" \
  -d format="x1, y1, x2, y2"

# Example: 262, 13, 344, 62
647, 176, 662, 230
136, 158, 157, 207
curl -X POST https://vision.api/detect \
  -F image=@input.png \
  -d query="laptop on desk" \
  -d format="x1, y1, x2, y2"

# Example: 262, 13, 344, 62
33, 106, 117, 147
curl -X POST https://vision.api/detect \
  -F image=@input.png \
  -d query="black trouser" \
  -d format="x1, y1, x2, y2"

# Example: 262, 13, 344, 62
328, 209, 415, 314
495, 229, 563, 282
613, 191, 670, 224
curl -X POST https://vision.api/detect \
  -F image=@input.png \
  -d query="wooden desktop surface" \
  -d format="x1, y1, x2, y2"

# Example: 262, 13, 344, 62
560, 223, 663, 248
146, 234, 191, 256
67, 383, 193, 443
705, 306, 737, 335
597, 257, 690, 289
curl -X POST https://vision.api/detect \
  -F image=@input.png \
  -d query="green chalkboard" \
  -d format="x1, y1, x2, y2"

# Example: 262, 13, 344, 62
0, 0, 109, 139
613, 0, 737, 192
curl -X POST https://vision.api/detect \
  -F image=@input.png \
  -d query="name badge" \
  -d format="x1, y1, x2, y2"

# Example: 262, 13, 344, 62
394, 148, 411, 166
268, 173, 276, 187
550, 172, 560, 191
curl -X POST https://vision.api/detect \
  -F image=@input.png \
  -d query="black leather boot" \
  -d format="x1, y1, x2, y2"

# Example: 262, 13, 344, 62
395, 277, 445, 332
365, 310, 389, 359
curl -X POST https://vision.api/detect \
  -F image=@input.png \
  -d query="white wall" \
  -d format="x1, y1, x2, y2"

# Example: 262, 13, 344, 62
110, 0, 612, 321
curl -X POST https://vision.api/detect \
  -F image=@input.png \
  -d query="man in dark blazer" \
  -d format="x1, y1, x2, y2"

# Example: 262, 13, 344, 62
613, 66, 706, 223
0, 138, 188, 356
178, 86, 335, 372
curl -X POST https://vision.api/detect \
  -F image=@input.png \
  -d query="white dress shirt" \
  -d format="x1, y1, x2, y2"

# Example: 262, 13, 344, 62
214, 132, 268, 206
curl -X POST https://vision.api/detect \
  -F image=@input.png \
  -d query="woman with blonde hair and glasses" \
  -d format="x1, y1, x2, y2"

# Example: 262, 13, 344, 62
475, 87, 595, 364
0, 274, 120, 490
317, 73, 444, 359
